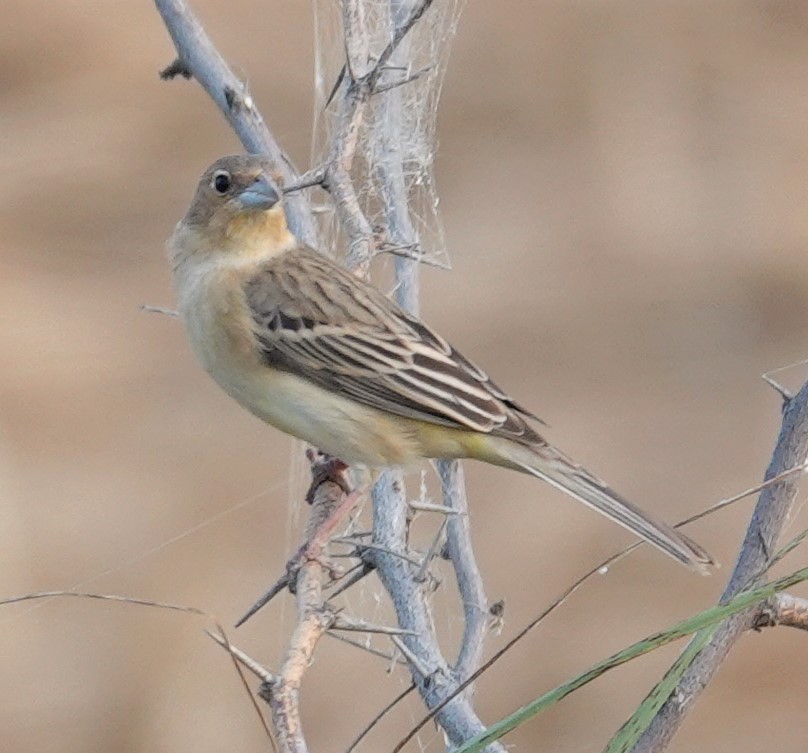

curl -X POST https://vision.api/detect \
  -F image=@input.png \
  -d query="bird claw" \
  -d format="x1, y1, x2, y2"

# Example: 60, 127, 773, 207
305, 452, 351, 503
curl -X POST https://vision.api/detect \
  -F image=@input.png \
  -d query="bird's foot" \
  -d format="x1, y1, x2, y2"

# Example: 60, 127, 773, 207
235, 456, 361, 627
305, 450, 351, 504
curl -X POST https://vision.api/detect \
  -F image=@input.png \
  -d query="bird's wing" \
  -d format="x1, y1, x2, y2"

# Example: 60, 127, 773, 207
244, 247, 544, 442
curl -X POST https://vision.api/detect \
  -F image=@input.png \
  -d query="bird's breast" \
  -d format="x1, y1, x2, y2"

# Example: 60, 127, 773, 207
173, 263, 423, 468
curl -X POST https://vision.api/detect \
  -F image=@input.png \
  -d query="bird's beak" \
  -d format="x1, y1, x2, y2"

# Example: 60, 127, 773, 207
237, 175, 280, 211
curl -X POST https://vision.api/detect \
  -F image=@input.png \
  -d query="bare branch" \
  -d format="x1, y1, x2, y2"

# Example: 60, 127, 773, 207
629, 379, 808, 752
439, 461, 490, 684
315, 0, 497, 746
393, 457, 795, 751
257, 471, 347, 753
370, 471, 505, 753
154, 1, 488, 750
153, 0, 317, 246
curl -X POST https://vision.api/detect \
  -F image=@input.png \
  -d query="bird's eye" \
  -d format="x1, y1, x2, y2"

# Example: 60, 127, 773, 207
212, 170, 231, 195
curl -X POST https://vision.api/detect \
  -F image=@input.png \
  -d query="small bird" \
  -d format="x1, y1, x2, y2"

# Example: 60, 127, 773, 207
168, 154, 713, 572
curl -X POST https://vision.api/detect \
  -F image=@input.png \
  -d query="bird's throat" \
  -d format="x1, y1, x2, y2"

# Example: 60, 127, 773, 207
225, 209, 296, 260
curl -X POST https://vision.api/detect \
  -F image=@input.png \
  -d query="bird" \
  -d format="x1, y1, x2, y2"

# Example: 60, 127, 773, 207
167, 154, 713, 573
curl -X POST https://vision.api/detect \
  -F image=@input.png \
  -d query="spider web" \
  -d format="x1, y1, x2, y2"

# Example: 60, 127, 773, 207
310, 0, 464, 271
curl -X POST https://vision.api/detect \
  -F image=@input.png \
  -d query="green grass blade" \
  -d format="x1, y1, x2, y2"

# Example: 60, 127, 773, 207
603, 626, 715, 753
452, 566, 808, 753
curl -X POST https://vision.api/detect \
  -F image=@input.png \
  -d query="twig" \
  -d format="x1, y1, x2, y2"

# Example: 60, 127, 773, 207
281, 167, 326, 194
331, 615, 418, 637
762, 357, 808, 405
439, 461, 489, 684
0, 590, 205, 615
377, 242, 452, 269
236, 485, 363, 626
154, 0, 317, 247
331, 0, 497, 746
408, 500, 465, 515
153, 1, 489, 750
414, 515, 449, 582
628, 378, 808, 752
392, 458, 790, 752
390, 635, 431, 679
258, 471, 346, 753
325, 631, 404, 664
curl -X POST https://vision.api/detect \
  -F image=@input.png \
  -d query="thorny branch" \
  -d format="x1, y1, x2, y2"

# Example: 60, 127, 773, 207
258, 472, 343, 753
330, 0, 499, 747
628, 377, 808, 753
155, 1, 497, 751
154, 0, 317, 247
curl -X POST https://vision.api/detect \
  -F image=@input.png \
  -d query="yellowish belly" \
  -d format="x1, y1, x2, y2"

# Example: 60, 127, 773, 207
176, 270, 482, 467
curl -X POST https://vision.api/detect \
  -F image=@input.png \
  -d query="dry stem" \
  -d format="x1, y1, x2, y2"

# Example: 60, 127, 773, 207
629, 378, 808, 752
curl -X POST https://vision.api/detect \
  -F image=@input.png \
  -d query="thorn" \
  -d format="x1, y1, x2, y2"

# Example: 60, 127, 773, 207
415, 517, 449, 582
391, 636, 431, 678
373, 64, 435, 94
328, 562, 375, 599
140, 304, 178, 318
325, 631, 405, 664
762, 373, 793, 406
282, 168, 326, 194
408, 501, 465, 515
235, 572, 291, 627
331, 537, 422, 568
331, 615, 418, 636
324, 63, 346, 110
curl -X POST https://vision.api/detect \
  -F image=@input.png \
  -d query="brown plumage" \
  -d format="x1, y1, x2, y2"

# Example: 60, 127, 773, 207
168, 155, 714, 573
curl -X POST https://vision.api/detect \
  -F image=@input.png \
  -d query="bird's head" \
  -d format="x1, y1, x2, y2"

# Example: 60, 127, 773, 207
174, 154, 295, 264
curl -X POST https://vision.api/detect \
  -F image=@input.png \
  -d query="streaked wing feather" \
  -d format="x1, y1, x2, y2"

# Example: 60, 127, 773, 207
244, 247, 543, 442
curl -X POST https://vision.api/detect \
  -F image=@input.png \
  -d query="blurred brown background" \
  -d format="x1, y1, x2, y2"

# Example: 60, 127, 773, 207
2, 1, 808, 751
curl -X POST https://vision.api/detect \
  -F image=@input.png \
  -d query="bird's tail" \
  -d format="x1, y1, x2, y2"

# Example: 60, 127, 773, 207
483, 438, 714, 573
